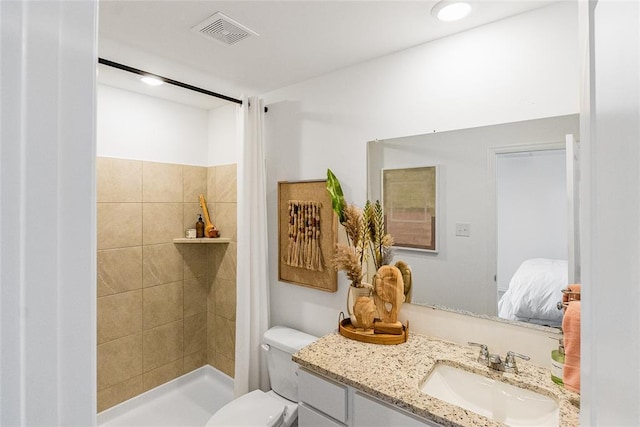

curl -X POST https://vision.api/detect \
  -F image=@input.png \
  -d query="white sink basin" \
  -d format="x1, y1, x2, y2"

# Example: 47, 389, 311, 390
420, 364, 559, 427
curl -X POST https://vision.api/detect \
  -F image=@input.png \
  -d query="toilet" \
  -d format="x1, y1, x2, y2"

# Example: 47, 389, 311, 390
205, 326, 318, 427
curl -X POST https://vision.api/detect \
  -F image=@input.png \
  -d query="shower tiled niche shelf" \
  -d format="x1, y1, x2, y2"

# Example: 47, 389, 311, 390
173, 238, 231, 244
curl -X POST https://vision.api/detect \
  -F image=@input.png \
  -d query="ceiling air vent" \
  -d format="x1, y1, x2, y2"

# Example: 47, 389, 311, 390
191, 12, 259, 46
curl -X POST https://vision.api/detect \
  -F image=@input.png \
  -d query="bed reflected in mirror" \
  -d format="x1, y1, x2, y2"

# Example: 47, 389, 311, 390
498, 258, 568, 327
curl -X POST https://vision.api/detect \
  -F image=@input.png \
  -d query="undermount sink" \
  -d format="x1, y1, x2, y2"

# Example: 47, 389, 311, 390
420, 363, 559, 427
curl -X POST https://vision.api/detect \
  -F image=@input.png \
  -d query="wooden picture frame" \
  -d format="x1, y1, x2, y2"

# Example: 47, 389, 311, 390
278, 180, 338, 292
382, 166, 438, 252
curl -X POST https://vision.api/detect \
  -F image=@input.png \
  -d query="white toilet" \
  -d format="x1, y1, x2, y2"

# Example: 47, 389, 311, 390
205, 326, 318, 427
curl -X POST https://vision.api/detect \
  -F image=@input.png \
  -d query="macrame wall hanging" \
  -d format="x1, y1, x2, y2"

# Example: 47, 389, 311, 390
278, 180, 337, 292
284, 200, 324, 271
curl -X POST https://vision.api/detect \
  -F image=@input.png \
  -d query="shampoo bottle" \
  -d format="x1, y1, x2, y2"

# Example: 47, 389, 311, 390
550, 338, 565, 385
196, 214, 205, 238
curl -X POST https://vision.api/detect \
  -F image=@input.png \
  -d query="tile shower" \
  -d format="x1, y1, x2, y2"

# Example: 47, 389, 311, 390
96, 158, 237, 412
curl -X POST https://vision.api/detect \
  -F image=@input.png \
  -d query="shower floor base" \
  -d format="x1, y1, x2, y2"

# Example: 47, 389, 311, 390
98, 365, 233, 427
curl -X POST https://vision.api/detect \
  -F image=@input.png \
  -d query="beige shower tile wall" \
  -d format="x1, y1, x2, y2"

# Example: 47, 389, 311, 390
96, 157, 223, 412
206, 164, 237, 378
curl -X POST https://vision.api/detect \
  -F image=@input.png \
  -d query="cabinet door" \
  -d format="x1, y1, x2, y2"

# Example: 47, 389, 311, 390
352, 392, 442, 427
299, 403, 346, 427
298, 369, 348, 423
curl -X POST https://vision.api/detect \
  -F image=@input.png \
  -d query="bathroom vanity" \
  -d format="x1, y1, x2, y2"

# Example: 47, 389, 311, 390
293, 332, 579, 427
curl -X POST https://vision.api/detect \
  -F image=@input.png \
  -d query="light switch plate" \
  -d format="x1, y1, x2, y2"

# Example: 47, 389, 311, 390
455, 223, 470, 237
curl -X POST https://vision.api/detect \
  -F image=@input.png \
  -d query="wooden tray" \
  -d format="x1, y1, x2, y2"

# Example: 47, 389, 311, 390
338, 317, 409, 345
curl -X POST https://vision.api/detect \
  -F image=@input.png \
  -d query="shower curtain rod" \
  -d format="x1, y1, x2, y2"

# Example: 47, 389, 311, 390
98, 57, 243, 106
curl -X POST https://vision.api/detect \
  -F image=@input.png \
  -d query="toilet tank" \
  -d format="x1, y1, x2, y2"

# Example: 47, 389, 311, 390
263, 326, 317, 402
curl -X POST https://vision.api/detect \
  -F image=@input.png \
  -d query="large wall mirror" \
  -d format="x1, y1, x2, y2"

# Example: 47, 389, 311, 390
367, 114, 580, 329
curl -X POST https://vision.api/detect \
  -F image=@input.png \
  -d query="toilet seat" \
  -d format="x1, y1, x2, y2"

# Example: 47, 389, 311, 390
205, 390, 285, 427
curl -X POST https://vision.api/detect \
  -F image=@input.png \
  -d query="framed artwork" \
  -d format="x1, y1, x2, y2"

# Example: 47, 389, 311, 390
278, 180, 338, 292
382, 166, 438, 252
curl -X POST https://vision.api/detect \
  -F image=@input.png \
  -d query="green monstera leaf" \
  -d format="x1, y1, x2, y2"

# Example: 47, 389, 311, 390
326, 168, 346, 224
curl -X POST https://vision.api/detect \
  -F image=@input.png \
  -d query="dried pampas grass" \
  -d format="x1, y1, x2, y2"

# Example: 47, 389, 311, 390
332, 243, 364, 285
342, 204, 364, 246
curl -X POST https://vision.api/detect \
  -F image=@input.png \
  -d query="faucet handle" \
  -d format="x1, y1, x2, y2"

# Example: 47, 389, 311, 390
505, 351, 530, 373
468, 342, 489, 363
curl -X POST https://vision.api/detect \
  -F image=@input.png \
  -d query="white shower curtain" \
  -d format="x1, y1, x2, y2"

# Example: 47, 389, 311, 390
234, 96, 270, 397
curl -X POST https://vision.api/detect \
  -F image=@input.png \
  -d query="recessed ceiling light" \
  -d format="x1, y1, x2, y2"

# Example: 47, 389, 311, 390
432, 1, 472, 22
140, 76, 163, 86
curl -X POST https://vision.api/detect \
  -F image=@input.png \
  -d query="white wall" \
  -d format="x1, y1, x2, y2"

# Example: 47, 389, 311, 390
208, 103, 238, 165
97, 84, 210, 166
262, 2, 578, 362
97, 84, 239, 167
1, 1, 97, 425
580, 0, 640, 424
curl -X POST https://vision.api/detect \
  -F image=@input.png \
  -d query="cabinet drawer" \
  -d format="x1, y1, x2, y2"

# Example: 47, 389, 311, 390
299, 403, 345, 427
353, 392, 441, 427
353, 392, 440, 427
298, 369, 348, 423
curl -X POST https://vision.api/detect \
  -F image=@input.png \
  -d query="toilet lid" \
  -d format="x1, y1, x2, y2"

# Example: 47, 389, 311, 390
205, 390, 285, 427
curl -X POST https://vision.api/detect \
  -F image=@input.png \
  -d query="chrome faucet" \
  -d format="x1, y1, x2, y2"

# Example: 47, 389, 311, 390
488, 353, 504, 371
468, 342, 489, 365
468, 342, 530, 373
504, 351, 530, 373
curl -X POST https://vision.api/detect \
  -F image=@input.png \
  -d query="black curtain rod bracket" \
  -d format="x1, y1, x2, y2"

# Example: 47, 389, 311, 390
98, 58, 243, 106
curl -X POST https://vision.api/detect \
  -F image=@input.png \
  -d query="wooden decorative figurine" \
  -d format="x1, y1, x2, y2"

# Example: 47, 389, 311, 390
198, 194, 220, 238
373, 265, 405, 324
353, 297, 376, 333
395, 260, 412, 303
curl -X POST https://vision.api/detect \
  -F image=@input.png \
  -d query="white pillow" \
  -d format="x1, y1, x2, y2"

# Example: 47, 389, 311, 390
507, 258, 567, 323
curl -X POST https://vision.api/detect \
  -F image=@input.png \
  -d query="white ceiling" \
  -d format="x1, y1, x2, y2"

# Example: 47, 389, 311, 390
98, 0, 555, 109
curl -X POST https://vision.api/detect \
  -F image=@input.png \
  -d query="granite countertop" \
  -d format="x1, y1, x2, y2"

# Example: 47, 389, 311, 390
293, 332, 579, 427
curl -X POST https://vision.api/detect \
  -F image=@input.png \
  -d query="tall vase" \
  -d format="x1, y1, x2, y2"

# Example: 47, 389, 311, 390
347, 283, 373, 328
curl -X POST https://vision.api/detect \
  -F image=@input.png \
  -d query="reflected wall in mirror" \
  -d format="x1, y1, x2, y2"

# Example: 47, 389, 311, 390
367, 114, 580, 329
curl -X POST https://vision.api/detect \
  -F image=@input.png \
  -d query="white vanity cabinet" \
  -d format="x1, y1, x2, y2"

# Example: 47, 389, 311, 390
297, 368, 442, 427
